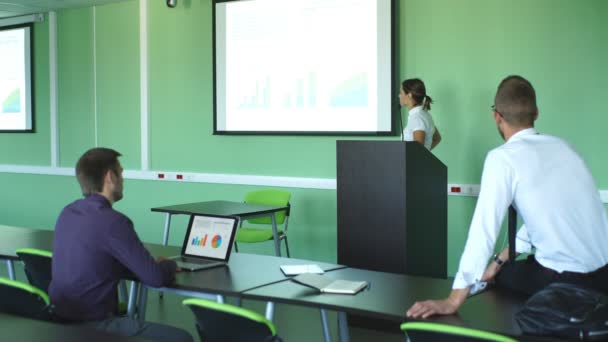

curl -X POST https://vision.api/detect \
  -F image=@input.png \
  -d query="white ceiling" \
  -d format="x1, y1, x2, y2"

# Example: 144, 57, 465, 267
0, 0, 131, 18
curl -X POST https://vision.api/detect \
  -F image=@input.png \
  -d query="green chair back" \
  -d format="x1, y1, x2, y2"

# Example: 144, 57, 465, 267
244, 189, 291, 225
401, 322, 519, 342
16, 248, 53, 293
0, 277, 52, 321
183, 298, 281, 341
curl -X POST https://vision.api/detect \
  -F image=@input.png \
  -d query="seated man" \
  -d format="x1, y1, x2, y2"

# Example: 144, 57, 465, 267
49, 148, 192, 342
407, 75, 608, 318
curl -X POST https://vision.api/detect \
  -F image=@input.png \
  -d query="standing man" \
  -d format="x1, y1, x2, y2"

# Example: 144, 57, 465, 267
407, 75, 608, 318
49, 148, 192, 342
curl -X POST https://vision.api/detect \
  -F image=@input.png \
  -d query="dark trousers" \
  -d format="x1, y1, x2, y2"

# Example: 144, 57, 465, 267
84, 316, 193, 342
495, 255, 608, 297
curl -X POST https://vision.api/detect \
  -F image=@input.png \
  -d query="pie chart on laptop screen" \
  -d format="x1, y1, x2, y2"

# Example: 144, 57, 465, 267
211, 235, 222, 249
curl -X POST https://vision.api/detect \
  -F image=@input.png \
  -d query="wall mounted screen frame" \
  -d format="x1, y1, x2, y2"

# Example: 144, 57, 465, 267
0, 23, 35, 133
213, 0, 396, 136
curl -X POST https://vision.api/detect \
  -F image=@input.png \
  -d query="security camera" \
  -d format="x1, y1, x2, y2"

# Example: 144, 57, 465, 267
167, 0, 177, 8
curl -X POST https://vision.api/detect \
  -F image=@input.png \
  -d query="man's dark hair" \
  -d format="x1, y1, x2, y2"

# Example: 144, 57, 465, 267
494, 75, 537, 127
76, 148, 122, 196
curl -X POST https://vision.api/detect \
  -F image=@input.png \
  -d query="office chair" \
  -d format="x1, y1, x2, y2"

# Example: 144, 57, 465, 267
234, 189, 292, 257
0, 277, 53, 321
16, 248, 129, 315
183, 298, 282, 341
16, 248, 53, 292
401, 322, 519, 342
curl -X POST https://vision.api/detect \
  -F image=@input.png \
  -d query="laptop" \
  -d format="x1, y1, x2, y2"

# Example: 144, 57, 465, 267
170, 214, 239, 271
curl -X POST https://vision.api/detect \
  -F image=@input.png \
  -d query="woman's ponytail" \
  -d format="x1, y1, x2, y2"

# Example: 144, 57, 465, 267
423, 95, 433, 111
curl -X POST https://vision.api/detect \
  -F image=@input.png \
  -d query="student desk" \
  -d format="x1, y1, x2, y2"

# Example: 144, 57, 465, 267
0, 312, 153, 342
151, 200, 289, 256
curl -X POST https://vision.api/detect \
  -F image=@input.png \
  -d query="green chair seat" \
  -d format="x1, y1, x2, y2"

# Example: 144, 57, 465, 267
0, 277, 52, 321
401, 322, 519, 342
236, 227, 285, 243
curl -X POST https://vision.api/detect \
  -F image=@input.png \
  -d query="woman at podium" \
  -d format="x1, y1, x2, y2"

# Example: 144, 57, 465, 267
399, 78, 442, 150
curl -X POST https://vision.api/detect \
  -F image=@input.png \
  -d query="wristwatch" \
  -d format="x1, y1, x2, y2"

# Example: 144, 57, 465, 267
492, 254, 505, 266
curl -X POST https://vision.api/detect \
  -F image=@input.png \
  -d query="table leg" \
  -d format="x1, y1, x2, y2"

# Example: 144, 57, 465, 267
265, 301, 275, 321
162, 213, 172, 246
338, 312, 350, 342
270, 214, 281, 257
127, 281, 140, 318
6, 260, 15, 280
137, 285, 148, 321
119, 280, 128, 303
159, 213, 172, 299
320, 309, 332, 342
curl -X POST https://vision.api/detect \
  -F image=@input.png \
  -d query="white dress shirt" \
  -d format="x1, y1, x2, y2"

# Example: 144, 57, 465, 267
403, 106, 436, 150
453, 128, 608, 289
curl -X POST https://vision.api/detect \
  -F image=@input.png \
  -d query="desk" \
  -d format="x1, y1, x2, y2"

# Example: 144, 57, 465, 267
0, 225, 53, 280
242, 267, 565, 342
142, 243, 344, 321
0, 312, 153, 342
151, 200, 289, 256
147, 244, 344, 296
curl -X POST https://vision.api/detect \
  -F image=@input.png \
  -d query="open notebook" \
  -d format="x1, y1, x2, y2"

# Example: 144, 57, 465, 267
292, 273, 368, 295
280, 264, 324, 276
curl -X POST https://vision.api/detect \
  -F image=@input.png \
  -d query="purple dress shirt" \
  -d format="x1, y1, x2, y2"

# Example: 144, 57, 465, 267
49, 194, 176, 321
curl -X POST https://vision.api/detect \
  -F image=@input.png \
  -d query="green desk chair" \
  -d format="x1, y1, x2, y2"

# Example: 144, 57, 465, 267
401, 322, 519, 342
183, 298, 282, 342
16, 248, 128, 315
16, 248, 53, 292
0, 277, 52, 321
234, 189, 292, 257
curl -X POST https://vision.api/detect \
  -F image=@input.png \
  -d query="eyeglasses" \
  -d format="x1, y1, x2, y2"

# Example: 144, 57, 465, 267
491, 105, 504, 117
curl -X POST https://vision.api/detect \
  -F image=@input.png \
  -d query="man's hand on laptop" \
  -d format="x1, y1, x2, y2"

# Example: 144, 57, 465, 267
156, 256, 181, 272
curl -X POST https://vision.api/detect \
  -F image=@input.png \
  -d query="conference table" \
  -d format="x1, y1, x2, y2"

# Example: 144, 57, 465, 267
0, 312, 153, 342
151, 200, 289, 256
0, 226, 566, 342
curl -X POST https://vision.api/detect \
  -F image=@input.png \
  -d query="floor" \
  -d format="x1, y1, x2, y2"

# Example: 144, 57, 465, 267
1, 260, 403, 342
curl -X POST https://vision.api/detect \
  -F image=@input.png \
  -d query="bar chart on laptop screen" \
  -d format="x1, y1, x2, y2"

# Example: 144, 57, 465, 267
185, 216, 233, 259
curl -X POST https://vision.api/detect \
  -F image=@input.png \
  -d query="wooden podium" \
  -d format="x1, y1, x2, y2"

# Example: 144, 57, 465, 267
337, 141, 447, 278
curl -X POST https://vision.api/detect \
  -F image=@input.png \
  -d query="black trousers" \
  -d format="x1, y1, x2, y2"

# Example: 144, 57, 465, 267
495, 255, 608, 297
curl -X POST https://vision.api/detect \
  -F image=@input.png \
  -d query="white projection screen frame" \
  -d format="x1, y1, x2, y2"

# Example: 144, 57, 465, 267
0, 24, 34, 133
213, 0, 395, 135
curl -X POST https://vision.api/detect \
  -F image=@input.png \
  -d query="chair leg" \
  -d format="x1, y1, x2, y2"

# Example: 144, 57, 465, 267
234, 241, 239, 253
283, 237, 291, 258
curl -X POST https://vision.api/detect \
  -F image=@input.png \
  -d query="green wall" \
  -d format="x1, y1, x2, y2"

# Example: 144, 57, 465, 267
0, 0, 606, 275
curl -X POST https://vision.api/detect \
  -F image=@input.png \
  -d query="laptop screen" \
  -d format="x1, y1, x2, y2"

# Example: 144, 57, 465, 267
181, 214, 238, 261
